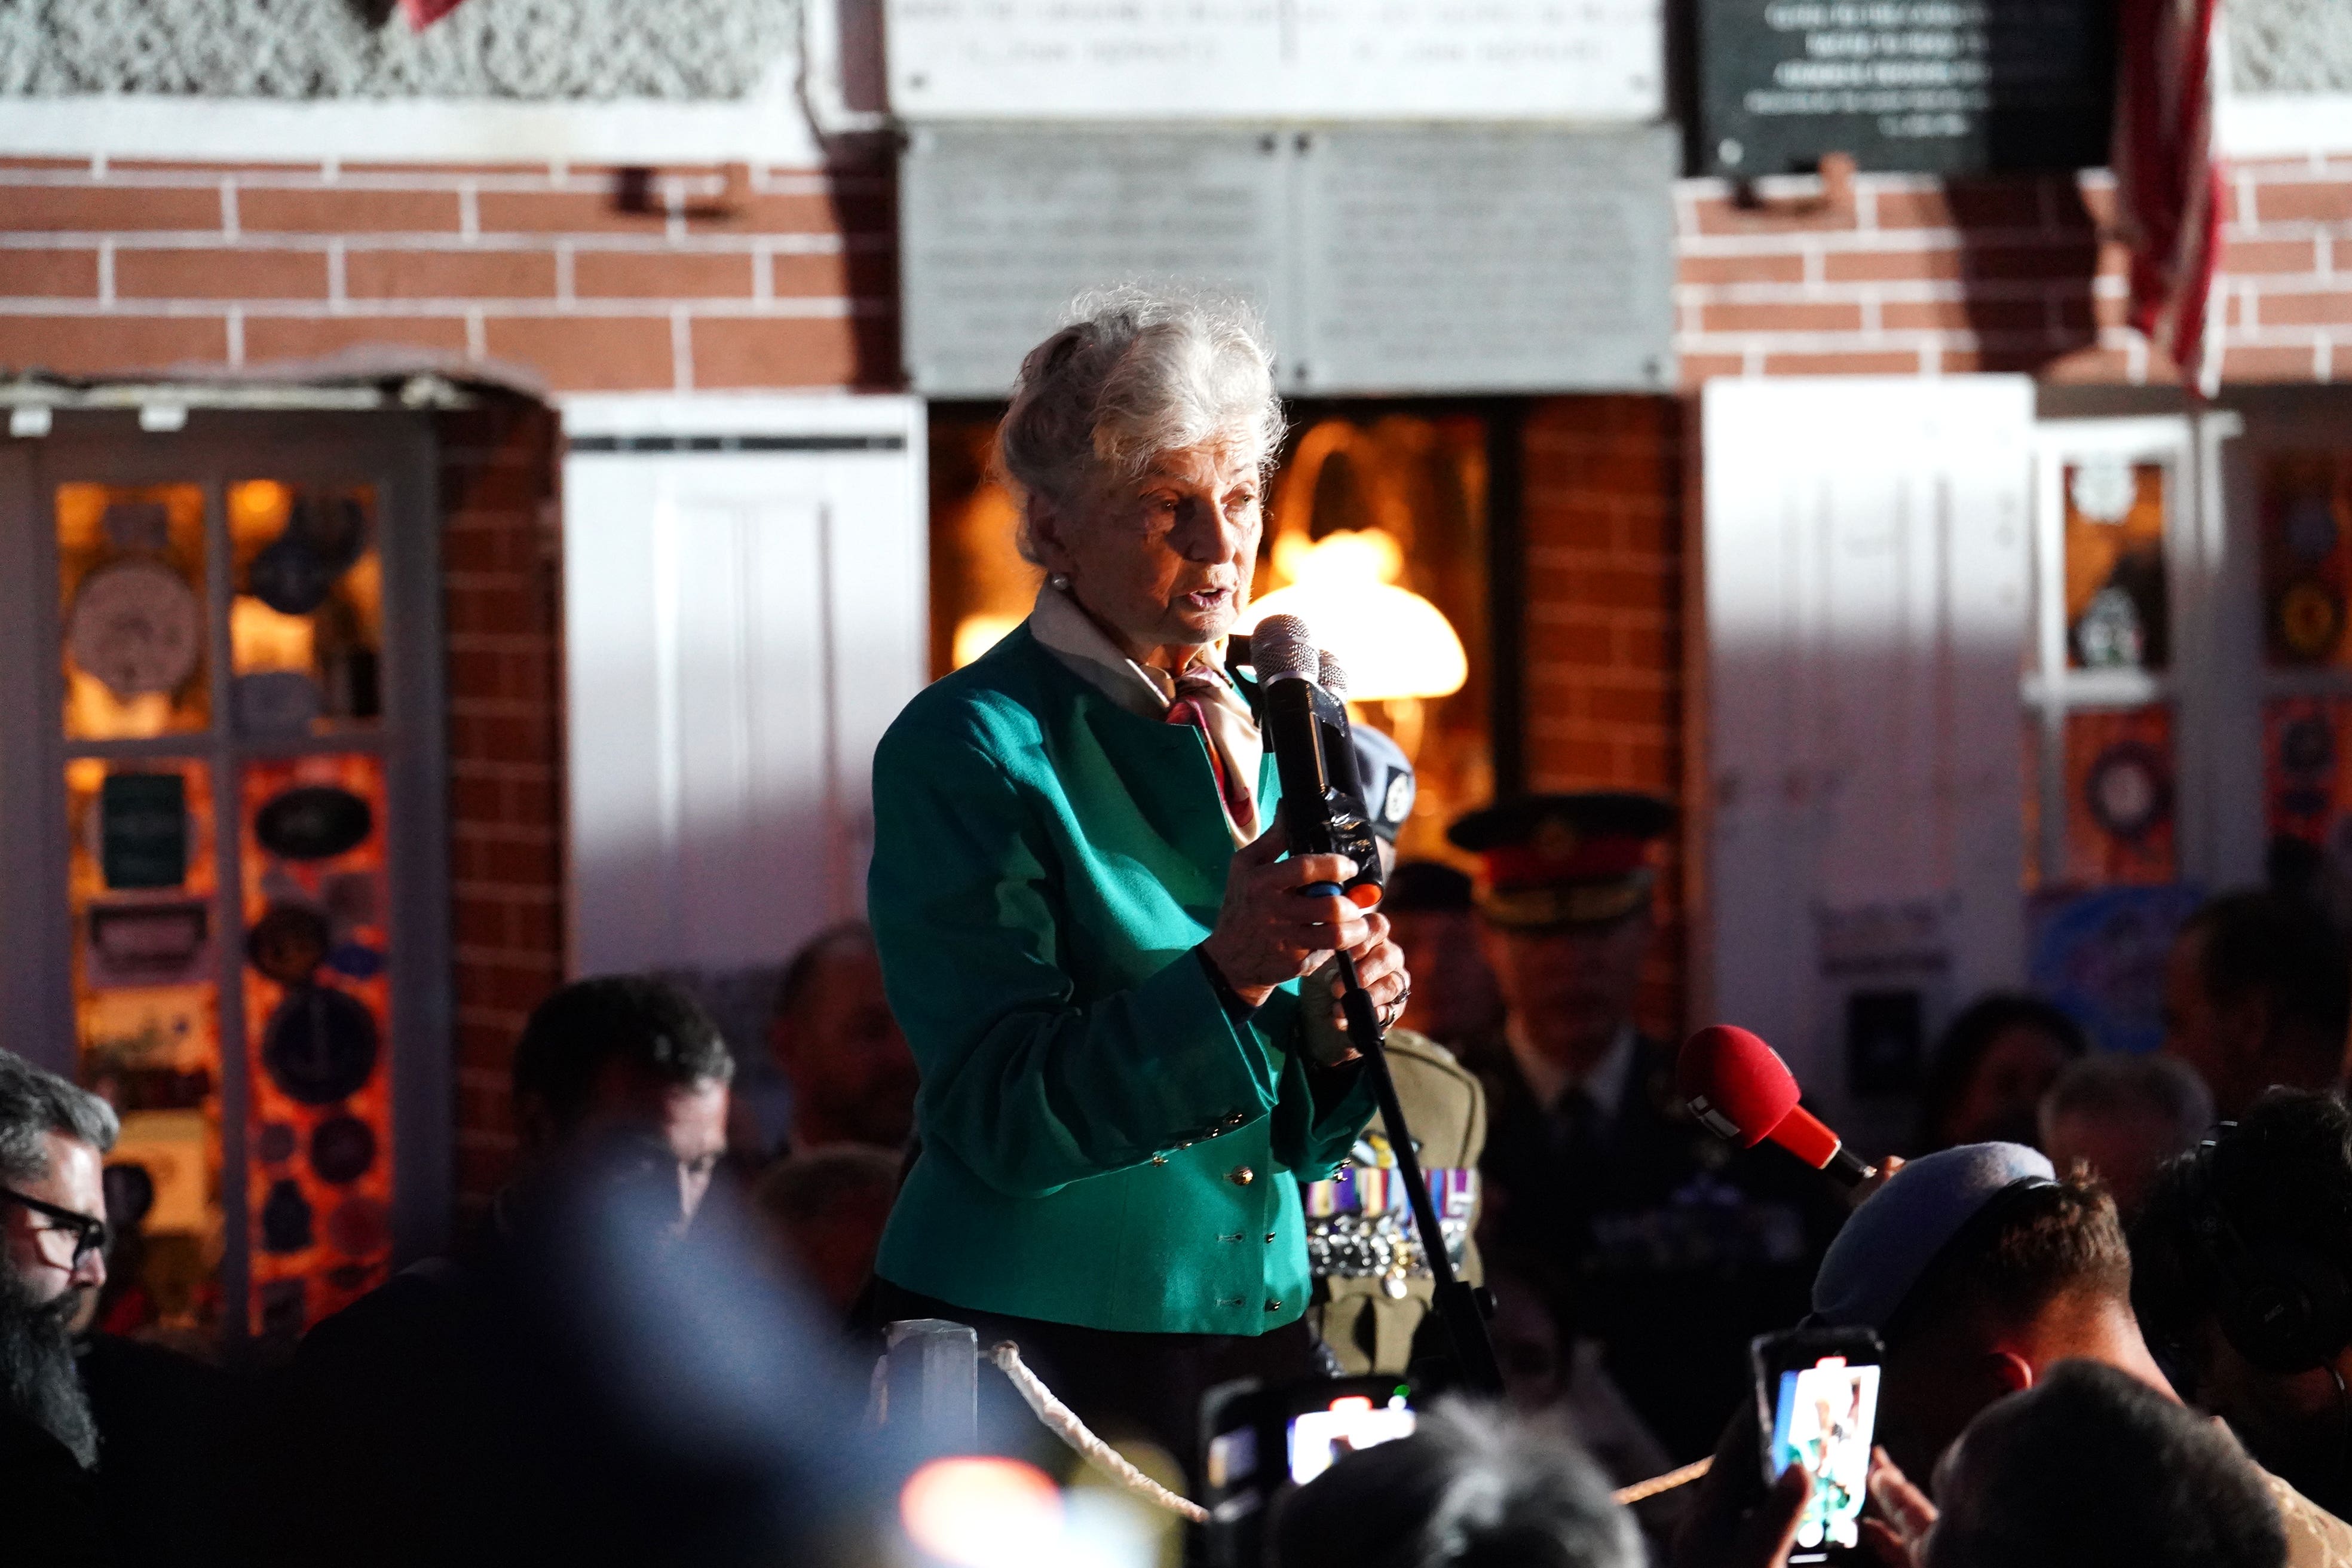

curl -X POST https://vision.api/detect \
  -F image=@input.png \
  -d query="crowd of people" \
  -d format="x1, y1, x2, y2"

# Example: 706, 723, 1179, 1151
11, 284, 2352, 1566
8, 839, 2351, 1566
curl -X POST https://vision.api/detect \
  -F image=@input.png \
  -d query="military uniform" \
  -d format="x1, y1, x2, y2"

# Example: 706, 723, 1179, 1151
1468, 1027, 1838, 1458
1297, 724, 1493, 1378
1303, 1028, 1487, 1376
1449, 794, 1846, 1460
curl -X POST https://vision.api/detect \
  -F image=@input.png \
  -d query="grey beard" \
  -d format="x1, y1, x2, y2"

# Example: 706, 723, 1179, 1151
0, 1267, 97, 1469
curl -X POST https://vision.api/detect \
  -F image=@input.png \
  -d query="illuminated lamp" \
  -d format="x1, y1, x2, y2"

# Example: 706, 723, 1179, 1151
1238, 528, 1466, 754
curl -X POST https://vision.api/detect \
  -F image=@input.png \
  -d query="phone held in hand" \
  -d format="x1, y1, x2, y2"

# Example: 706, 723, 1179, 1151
1750, 1326, 1885, 1566
1197, 1376, 1420, 1568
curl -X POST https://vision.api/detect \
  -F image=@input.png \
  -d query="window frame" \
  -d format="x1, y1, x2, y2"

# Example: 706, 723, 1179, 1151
2024, 409, 2277, 898
0, 408, 449, 1351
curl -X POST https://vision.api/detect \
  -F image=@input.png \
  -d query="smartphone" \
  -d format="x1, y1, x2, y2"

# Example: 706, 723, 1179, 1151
1750, 1327, 1885, 1566
1197, 1376, 1419, 1568
1283, 1385, 1419, 1486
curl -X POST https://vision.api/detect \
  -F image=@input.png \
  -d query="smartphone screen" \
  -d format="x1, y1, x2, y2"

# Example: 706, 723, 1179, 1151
1754, 1331, 1883, 1564
1198, 1378, 1420, 1568
1285, 1391, 1418, 1486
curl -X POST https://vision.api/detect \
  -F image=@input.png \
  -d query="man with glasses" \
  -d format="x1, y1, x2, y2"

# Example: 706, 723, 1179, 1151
0, 1046, 117, 1563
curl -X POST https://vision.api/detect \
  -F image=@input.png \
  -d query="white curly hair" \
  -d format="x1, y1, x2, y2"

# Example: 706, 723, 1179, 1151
996, 284, 1285, 565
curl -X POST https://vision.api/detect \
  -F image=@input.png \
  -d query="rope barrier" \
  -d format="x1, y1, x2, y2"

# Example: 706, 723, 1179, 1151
988, 1340, 1213, 1525
1612, 1456, 1712, 1505
986, 1336, 1710, 1520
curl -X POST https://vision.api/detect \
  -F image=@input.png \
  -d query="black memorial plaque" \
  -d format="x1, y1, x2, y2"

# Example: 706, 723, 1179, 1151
1698, 0, 2115, 177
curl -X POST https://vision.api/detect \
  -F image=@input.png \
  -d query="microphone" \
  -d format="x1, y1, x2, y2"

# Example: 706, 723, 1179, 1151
1252, 614, 1505, 1396
1316, 648, 1349, 699
1676, 1024, 1878, 1189
1251, 615, 1382, 908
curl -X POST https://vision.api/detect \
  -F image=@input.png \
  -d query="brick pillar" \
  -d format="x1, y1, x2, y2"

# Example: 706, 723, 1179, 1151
435, 396, 565, 1220
1520, 396, 1689, 1040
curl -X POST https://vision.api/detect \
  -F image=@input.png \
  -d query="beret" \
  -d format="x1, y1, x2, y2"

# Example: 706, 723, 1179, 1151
1812, 1142, 2057, 1333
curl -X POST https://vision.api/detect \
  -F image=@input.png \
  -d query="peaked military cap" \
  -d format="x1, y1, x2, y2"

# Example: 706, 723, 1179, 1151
1446, 791, 1674, 929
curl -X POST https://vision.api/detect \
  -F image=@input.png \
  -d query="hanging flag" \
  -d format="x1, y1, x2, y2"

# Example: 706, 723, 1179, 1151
399, 0, 471, 29
2112, 0, 2224, 393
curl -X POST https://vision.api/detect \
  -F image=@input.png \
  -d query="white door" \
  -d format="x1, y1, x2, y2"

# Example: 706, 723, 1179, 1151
560, 394, 927, 978
1702, 376, 2034, 1145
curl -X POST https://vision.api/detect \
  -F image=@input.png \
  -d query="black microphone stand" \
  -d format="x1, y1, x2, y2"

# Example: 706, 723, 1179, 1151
1327, 950, 1506, 1398
1252, 623, 1504, 1397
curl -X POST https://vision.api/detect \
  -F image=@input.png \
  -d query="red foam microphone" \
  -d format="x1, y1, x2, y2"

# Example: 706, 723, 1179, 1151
1676, 1024, 1877, 1188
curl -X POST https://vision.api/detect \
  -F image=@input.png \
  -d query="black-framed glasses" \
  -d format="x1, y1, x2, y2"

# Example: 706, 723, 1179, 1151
0, 1187, 108, 1268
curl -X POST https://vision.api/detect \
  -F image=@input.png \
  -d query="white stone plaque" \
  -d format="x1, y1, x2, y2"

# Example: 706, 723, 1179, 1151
900, 124, 1677, 397
899, 125, 1293, 399
884, 0, 1663, 122
1290, 125, 1677, 394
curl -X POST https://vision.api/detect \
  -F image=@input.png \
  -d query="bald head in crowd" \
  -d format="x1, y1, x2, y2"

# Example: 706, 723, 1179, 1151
1928, 1360, 2284, 1568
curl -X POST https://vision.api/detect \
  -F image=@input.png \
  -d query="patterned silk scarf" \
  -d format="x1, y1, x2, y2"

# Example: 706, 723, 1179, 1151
1027, 580, 1264, 845
1166, 666, 1264, 843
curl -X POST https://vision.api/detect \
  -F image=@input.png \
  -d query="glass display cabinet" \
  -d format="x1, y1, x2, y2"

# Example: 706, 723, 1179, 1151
0, 409, 449, 1359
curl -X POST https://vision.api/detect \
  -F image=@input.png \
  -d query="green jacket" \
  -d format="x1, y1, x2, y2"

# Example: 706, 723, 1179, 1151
868, 625, 1380, 1334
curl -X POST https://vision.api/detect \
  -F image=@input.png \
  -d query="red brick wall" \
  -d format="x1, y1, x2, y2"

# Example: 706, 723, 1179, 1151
14, 152, 2345, 395
1675, 161, 2352, 385
0, 155, 896, 391
1519, 396, 1690, 1039
1675, 172, 2124, 381
436, 396, 565, 1217
2212, 157, 2352, 381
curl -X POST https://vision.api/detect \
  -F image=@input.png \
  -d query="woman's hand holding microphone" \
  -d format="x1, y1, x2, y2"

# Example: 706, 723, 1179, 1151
1199, 819, 1411, 1061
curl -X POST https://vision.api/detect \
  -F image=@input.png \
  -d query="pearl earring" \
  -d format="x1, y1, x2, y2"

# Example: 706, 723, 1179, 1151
1049, 573, 1072, 591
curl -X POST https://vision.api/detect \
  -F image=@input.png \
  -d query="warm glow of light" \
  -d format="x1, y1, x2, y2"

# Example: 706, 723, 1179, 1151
1329, 1395, 1374, 1414
229, 479, 291, 534
1272, 526, 1402, 587
901, 1457, 1064, 1568
65, 673, 174, 740
953, 612, 1023, 670
1242, 528, 1466, 701
231, 596, 316, 674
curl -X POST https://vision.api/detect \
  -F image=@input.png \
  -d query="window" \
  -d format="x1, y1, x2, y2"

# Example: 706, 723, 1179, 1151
2019, 418, 2219, 1056
2254, 449, 2352, 877
0, 411, 446, 1355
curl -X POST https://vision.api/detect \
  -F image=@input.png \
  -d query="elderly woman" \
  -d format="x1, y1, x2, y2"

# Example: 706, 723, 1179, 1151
866, 289, 1407, 1466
